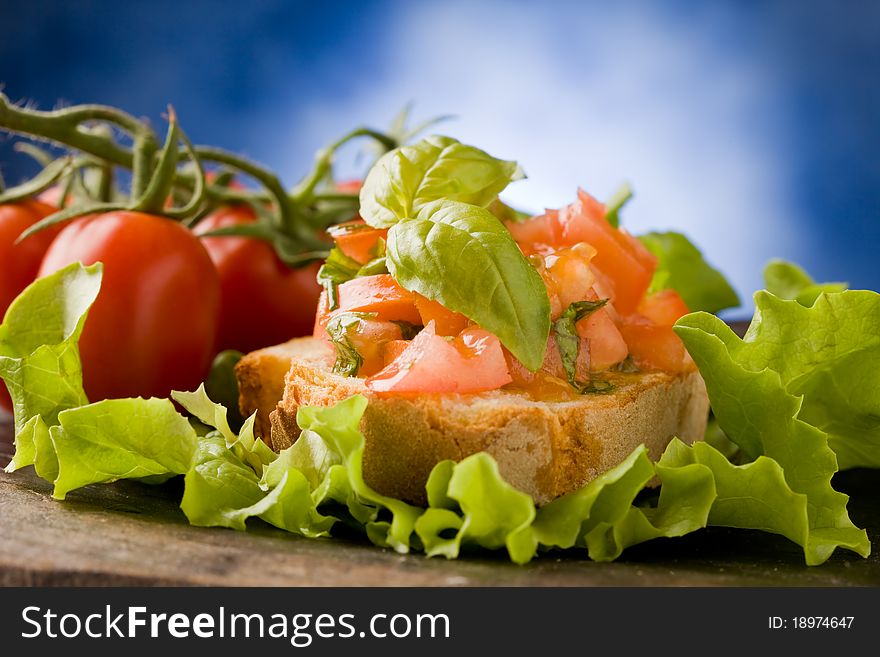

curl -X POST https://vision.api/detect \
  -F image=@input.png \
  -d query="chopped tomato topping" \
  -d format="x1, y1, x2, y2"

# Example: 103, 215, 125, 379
619, 289, 692, 372
345, 319, 405, 376
505, 189, 657, 315
413, 293, 470, 336
366, 322, 512, 394
576, 305, 628, 371
619, 314, 693, 373
505, 208, 564, 245
328, 220, 388, 265
335, 274, 421, 323
314, 274, 421, 341
637, 289, 690, 326
381, 339, 410, 366
539, 243, 598, 316
557, 190, 657, 314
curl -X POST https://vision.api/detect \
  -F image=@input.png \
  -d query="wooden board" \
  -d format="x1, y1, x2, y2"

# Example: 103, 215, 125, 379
2, 412, 879, 586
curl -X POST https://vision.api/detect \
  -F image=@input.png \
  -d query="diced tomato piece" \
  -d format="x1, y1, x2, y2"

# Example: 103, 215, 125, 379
619, 315, 693, 373
314, 274, 421, 341
382, 339, 409, 366
335, 274, 421, 324
554, 190, 656, 314
413, 293, 469, 336
542, 242, 598, 312
344, 319, 404, 376
314, 291, 331, 341
366, 323, 512, 393
505, 209, 563, 245
576, 306, 628, 371
506, 190, 656, 315
637, 289, 690, 326
328, 220, 388, 265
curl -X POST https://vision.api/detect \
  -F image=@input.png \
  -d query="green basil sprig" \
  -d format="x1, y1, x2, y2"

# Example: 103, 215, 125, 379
386, 200, 550, 371
359, 135, 524, 228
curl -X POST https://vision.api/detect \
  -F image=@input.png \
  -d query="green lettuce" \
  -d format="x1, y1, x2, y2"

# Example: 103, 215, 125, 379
1, 261, 874, 566
677, 290, 880, 470
675, 295, 876, 562
638, 231, 740, 313
763, 259, 847, 306
0, 262, 100, 431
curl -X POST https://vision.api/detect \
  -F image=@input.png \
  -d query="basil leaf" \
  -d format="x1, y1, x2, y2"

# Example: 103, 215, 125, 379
603, 183, 633, 228
763, 259, 847, 307
489, 198, 532, 224
386, 200, 550, 370
359, 135, 524, 228
325, 312, 376, 377
554, 299, 607, 390
316, 247, 361, 310
356, 255, 388, 277
638, 231, 739, 314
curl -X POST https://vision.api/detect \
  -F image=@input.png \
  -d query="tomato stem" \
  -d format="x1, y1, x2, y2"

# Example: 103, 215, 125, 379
0, 157, 72, 204
133, 108, 180, 213
0, 93, 145, 169
290, 127, 396, 201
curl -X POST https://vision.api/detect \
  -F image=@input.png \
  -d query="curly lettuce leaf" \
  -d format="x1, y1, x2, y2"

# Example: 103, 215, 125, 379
2, 261, 872, 566
295, 396, 422, 553
172, 384, 275, 473
4, 396, 198, 501
638, 231, 739, 313
680, 291, 880, 469
49, 398, 197, 500
178, 393, 420, 550
675, 308, 871, 563
0, 262, 100, 431
416, 453, 536, 564
763, 259, 847, 306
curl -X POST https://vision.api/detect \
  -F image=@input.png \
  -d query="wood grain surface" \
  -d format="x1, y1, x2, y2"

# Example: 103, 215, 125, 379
2, 411, 879, 586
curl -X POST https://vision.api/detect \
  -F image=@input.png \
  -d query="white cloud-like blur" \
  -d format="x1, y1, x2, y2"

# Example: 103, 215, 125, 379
285, 1, 801, 313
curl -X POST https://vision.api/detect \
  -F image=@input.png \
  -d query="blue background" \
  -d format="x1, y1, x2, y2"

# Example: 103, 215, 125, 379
2, 0, 878, 316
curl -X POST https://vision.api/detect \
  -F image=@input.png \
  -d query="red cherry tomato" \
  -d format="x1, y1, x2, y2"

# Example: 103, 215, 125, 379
38, 211, 220, 402
195, 205, 322, 353
0, 200, 60, 316
0, 199, 62, 411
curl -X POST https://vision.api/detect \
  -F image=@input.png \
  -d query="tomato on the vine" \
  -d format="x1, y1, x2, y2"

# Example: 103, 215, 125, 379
0, 200, 61, 316
0, 199, 63, 411
195, 205, 322, 353
38, 211, 220, 402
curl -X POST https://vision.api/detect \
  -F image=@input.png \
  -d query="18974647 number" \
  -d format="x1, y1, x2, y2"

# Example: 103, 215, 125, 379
769, 617, 854, 629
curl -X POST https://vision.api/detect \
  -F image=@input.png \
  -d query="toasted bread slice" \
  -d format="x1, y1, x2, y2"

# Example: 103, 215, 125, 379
237, 337, 709, 506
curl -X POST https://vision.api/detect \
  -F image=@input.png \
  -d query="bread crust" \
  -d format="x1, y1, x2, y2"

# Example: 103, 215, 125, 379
238, 337, 709, 506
